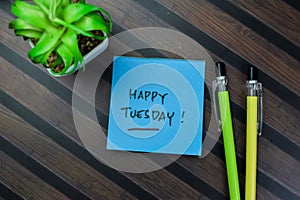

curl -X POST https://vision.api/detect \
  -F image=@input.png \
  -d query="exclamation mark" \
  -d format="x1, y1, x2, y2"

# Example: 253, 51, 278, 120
181, 111, 185, 123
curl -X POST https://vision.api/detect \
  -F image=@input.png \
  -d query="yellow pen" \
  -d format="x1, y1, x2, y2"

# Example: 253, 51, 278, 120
245, 66, 263, 200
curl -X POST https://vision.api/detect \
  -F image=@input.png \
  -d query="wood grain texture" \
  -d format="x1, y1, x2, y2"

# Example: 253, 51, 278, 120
182, 103, 300, 197
155, 0, 300, 96
228, 0, 300, 46
0, 53, 208, 199
1, 54, 298, 198
90, 1, 300, 175
75, 0, 300, 148
178, 153, 282, 200
224, 62, 300, 146
0, 104, 137, 200
0, 0, 299, 199
1, 1, 299, 149
0, 151, 69, 200
231, 118, 300, 196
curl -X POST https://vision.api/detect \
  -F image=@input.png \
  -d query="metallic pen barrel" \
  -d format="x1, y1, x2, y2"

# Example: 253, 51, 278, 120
215, 62, 228, 92
246, 66, 263, 135
246, 66, 258, 96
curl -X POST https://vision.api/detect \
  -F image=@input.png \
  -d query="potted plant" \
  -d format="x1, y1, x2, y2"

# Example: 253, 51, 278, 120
9, 0, 113, 77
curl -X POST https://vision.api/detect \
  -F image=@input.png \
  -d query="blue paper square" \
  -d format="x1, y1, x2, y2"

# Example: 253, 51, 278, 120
107, 56, 205, 156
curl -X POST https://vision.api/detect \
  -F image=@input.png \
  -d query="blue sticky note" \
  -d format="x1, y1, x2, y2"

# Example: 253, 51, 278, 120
107, 56, 205, 156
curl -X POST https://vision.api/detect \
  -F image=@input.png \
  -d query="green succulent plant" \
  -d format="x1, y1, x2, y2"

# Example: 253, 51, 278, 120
9, 0, 112, 75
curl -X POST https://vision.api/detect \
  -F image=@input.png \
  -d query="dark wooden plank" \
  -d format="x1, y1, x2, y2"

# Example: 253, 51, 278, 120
0, 90, 159, 200
131, 2, 299, 152
1, 54, 298, 198
223, 63, 300, 147
127, 171, 209, 200
1, 1, 300, 199
94, 54, 300, 170
178, 153, 282, 200
283, 0, 300, 12
227, 0, 300, 46
1, 48, 294, 198
128, 0, 300, 110
192, 102, 295, 200
0, 151, 69, 200
0, 181, 24, 200
96, 63, 300, 150
0, 104, 137, 200
0, 55, 138, 199
81, 0, 300, 147
230, 118, 300, 196
0, 56, 209, 199
2, 2, 300, 108
1, 3, 298, 195
188, 103, 300, 198
154, 0, 300, 96
88, 2, 300, 196
0, 57, 82, 144
206, 0, 300, 63
65, 94, 286, 199
1, 0, 299, 149
88, 80, 300, 198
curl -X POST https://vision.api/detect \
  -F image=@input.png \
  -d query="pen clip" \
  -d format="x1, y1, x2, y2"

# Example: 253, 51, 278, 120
257, 83, 263, 136
212, 80, 222, 134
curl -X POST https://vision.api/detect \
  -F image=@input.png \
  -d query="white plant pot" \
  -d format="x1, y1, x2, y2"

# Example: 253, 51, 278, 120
29, 37, 109, 77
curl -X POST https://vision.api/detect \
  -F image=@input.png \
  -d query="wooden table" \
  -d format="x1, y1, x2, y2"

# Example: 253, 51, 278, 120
0, 0, 299, 199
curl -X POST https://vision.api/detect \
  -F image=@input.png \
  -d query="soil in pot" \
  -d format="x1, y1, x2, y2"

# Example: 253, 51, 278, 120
30, 30, 104, 73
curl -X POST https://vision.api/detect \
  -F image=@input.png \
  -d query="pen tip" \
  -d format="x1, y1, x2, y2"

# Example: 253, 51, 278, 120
216, 62, 226, 77
248, 66, 257, 80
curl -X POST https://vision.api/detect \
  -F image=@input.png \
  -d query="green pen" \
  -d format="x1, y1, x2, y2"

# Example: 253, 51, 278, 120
213, 62, 240, 200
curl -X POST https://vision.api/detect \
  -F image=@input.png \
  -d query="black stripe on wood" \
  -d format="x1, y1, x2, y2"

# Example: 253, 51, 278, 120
229, 98, 300, 162
2, 0, 299, 110
1, 0, 298, 199
132, 0, 300, 111
96, 26, 300, 166
256, 168, 300, 200
0, 181, 24, 200
1, 53, 299, 200
0, 1, 12, 16
2, 35, 299, 164
1, 37, 300, 198
165, 162, 228, 200
96, 25, 300, 165
208, 0, 300, 61
101, 25, 300, 164
100, 25, 300, 163
210, 137, 300, 200
0, 136, 92, 200
0, 89, 158, 200
282, 0, 300, 12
